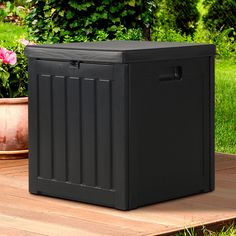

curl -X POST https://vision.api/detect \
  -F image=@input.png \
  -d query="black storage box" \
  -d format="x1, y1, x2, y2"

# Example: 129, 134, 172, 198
25, 41, 215, 210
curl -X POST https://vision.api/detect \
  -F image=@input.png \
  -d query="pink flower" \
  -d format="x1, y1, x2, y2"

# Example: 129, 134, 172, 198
0, 48, 17, 65
19, 38, 36, 46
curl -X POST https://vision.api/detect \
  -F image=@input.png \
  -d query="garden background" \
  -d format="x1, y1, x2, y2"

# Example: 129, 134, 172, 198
0, 0, 235, 154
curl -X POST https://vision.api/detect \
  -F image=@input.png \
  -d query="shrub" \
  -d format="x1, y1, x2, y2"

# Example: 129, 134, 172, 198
203, 0, 236, 34
154, 0, 199, 36
152, 22, 236, 60
151, 27, 192, 42
26, 0, 156, 43
0, 1, 29, 24
194, 26, 236, 60
115, 26, 144, 40
209, 29, 236, 60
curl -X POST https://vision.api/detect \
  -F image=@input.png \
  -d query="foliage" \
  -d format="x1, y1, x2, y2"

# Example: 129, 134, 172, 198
154, 0, 200, 36
62, 26, 144, 42
114, 26, 144, 40
192, 0, 236, 60
0, 1, 29, 24
0, 42, 28, 98
26, 0, 156, 43
176, 223, 236, 236
203, 0, 236, 35
203, 223, 236, 236
152, 20, 236, 60
0, 0, 27, 4
194, 27, 236, 60
151, 27, 192, 42
0, 23, 28, 98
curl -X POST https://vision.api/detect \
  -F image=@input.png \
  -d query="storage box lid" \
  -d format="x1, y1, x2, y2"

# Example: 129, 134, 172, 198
25, 40, 215, 63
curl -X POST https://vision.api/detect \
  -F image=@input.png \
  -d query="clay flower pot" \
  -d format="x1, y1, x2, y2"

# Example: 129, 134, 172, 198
0, 97, 28, 159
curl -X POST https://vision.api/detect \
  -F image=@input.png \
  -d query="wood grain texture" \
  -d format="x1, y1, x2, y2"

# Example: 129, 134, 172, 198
0, 152, 235, 236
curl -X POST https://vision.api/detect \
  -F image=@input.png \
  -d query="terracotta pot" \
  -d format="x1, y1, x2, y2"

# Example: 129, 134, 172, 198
0, 97, 28, 159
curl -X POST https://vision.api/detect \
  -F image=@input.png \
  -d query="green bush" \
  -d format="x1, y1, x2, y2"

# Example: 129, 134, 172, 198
154, 0, 199, 36
203, 0, 236, 34
209, 29, 236, 60
0, 0, 27, 5
0, 1, 29, 24
26, 0, 156, 43
152, 24, 236, 60
151, 27, 192, 42
194, 26, 236, 60
114, 26, 144, 40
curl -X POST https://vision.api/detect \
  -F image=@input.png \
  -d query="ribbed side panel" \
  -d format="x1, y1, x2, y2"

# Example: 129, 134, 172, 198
67, 77, 82, 184
81, 78, 97, 186
52, 76, 67, 181
38, 75, 52, 179
37, 67, 114, 190
97, 80, 112, 189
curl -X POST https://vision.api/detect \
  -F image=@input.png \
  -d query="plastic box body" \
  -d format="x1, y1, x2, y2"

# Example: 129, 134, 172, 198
25, 41, 215, 210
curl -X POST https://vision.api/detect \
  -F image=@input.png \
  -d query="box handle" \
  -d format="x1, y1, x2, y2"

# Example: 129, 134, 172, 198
70, 60, 80, 69
159, 66, 182, 82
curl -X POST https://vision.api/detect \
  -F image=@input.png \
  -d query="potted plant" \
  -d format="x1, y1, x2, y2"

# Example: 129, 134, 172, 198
0, 41, 29, 159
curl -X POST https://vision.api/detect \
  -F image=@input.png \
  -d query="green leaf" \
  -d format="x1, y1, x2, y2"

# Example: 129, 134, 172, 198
111, 17, 121, 23
68, 1, 80, 10
108, 25, 118, 32
66, 11, 74, 19
58, 10, 65, 17
53, 27, 61, 33
0, 68, 10, 87
128, 0, 136, 7
25, 0, 149, 44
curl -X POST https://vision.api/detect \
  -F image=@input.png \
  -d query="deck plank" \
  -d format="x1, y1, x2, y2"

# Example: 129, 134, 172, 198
0, 226, 47, 236
0, 153, 235, 235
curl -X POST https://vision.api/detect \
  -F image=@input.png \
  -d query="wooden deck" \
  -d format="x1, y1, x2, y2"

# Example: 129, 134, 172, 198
0, 153, 235, 236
